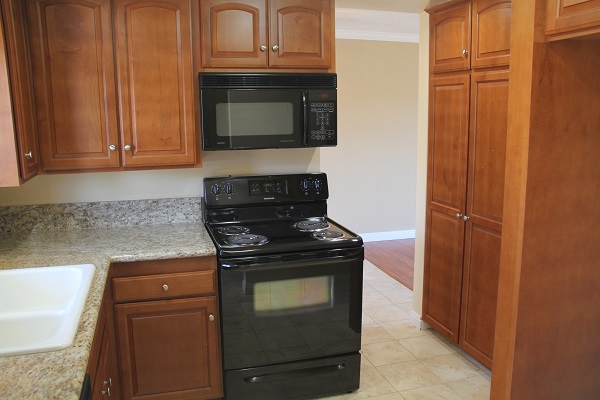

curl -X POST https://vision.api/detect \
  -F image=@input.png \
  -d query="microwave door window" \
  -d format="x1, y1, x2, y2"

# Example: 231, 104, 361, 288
216, 102, 294, 137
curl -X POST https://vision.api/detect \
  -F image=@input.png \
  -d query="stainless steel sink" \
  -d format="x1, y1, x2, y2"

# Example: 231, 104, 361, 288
0, 264, 95, 357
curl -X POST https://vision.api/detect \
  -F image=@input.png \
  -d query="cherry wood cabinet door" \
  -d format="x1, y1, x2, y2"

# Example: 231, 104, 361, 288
27, 0, 120, 170
459, 70, 509, 369
115, 297, 221, 400
471, 0, 511, 68
114, 0, 196, 167
546, 0, 600, 36
1, 0, 40, 181
268, 0, 332, 68
429, 1, 471, 73
201, 0, 268, 68
423, 73, 470, 342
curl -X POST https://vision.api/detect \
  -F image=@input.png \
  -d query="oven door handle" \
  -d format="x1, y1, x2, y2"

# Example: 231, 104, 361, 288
243, 362, 346, 384
220, 248, 363, 270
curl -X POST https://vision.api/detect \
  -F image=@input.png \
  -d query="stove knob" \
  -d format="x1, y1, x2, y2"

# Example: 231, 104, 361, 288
313, 179, 321, 190
300, 179, 310, 191
211, 184, 221, 196
224, 183, 234, 195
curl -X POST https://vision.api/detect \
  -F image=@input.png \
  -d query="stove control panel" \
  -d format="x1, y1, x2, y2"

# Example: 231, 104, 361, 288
204, 173, 328, 206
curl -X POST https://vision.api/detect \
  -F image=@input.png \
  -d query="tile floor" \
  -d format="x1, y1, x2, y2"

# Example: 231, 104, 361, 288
319, 261, 491, 400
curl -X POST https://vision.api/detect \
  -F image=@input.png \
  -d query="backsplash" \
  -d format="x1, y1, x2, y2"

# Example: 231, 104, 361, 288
0, 197, 201, 233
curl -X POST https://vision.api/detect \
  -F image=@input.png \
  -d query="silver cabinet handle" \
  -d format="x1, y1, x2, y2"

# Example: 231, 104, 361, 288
104, 378, 112, 386
208, 314, 215, 322
456, 213, 463, 219
462, 49, 468, 56
124, 145, 131, 151
109, 145, 116, 151
101, 387, 111, 396
24, 151, 33, 158
260, 45, 267, 51
463, 215, 470, 221
162, 284, 169, 292
272, 44, 279, 51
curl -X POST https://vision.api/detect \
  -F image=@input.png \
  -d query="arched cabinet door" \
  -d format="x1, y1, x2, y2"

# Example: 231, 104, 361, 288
429, 1, 471, 73
471, 0, 511, 68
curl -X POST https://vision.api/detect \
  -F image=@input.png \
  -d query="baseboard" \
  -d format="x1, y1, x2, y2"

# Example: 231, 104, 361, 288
360, 230, 416, 242
408, 310, 431, 331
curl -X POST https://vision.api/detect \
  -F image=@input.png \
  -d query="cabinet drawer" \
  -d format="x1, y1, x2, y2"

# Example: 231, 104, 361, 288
113, 270, 216, 303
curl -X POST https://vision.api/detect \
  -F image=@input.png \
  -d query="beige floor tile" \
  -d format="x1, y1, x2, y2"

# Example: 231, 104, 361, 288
399, 334, 455, 359
362, 281, 379, 294
380, 320, 429, 340
361, 354, 374, 368
351, 365, 398, 399
377, 360, 443, 392
363, 291, 395, 308
367, 277, 408, 292
362, 394, 406, 400
380, 288, 414, 304
400, 384, 463, 400
363, 304, 410, 323
421, 353, 481, 382
446, 375, 491, 400
362, 311, 377, 326
362, 341, 416, 366
362, 324, 396, 344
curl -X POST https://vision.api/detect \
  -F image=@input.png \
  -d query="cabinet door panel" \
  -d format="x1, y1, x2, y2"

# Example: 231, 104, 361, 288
546, 0, 600, 35
1, 0, 40, 180
114, 0, 196, 167
460, 223, 501, 369
430, 2, 471, 73
471, 0, 511, 68
27, 0, 119, 170
428, 73, 470, 212
201, 0, 267, 67
269, 0, 332, 68
115, 297, 221, 400
423, 210, 465, 342
466, 70, 509, 232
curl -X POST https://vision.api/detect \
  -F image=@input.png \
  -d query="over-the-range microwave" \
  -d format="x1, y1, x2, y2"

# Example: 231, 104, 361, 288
199, 72, 337, 151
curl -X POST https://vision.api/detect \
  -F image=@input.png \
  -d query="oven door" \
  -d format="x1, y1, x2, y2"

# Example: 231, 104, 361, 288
219, 247, 363, 371
201, 88, 306, 150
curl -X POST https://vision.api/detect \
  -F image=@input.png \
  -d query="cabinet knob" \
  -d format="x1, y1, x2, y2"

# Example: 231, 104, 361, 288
463, 215, 470, 221
108, 145, 116, 151
162, 284, 169, 291
103, 378, 112, 386
260, 45, 267, 51
101, 387, 111, 397
462, 49, 469, 56
456, 213, 463, 219
124, 145, 131, 151
24, 151, 33, 159
272, 44, 279, 51
208, 314, 215, 322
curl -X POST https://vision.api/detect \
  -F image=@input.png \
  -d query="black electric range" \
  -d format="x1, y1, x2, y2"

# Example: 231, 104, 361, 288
203, 173, 364, 400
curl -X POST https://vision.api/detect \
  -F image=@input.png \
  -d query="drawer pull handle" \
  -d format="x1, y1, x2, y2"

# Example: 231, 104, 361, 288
162, 284, 169, 291
209, 314, 215, 322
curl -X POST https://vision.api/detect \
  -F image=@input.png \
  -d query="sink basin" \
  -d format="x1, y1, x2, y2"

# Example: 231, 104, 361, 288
0, 264, 96, 357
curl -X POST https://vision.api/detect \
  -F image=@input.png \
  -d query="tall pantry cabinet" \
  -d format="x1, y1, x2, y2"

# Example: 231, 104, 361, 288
423, 0, 511, 369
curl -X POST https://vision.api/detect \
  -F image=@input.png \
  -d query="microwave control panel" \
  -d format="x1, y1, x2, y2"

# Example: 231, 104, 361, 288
307, 90, 337, 147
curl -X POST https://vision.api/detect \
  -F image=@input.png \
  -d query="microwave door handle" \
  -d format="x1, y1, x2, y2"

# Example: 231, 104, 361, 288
302, 90, 308, 144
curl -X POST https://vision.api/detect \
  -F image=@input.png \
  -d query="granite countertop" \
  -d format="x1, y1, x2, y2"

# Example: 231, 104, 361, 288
0, 221, 216, 400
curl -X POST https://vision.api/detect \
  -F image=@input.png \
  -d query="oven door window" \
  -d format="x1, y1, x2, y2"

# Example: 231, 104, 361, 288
202, 89, 304, 150
220, 256, 363, 371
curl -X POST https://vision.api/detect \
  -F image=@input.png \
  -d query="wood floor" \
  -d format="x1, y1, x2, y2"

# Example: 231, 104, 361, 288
364, 239, 415, 290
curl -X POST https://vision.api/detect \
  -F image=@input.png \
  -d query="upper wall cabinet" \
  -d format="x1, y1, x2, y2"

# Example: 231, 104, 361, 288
0, 0, 40, 185
546, 0, 600, 39
429, 0, 511, 73
114, 0, 196, 167
201, 0, 333, 70
27, 0, 196, 171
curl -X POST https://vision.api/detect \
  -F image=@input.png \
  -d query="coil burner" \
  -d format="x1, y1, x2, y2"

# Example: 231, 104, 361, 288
293, 219, 330, 232
224, 234, 269, 247
217, 226, 250, 235
312, 230, 344, 240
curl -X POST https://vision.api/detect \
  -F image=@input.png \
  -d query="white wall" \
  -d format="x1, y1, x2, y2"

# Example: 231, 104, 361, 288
321, 39, 419, 238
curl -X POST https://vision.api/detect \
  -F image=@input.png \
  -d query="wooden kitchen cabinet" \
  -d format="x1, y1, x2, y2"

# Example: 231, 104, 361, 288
111, 257, 222, 400
429, 0, 511, 73
113, 0, 196, 167
546, 0, 600, 39
201, 0, 333, 70
1, 0, 40, 183
27, 0, 120, 171
26, 0, 197, 171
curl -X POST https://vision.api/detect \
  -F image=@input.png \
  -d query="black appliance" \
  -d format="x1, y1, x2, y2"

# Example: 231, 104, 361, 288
200, 73, 337, 150
203, 173, 363, 400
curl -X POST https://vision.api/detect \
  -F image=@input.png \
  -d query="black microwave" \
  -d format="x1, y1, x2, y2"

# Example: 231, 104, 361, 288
199, 73, 337, 150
